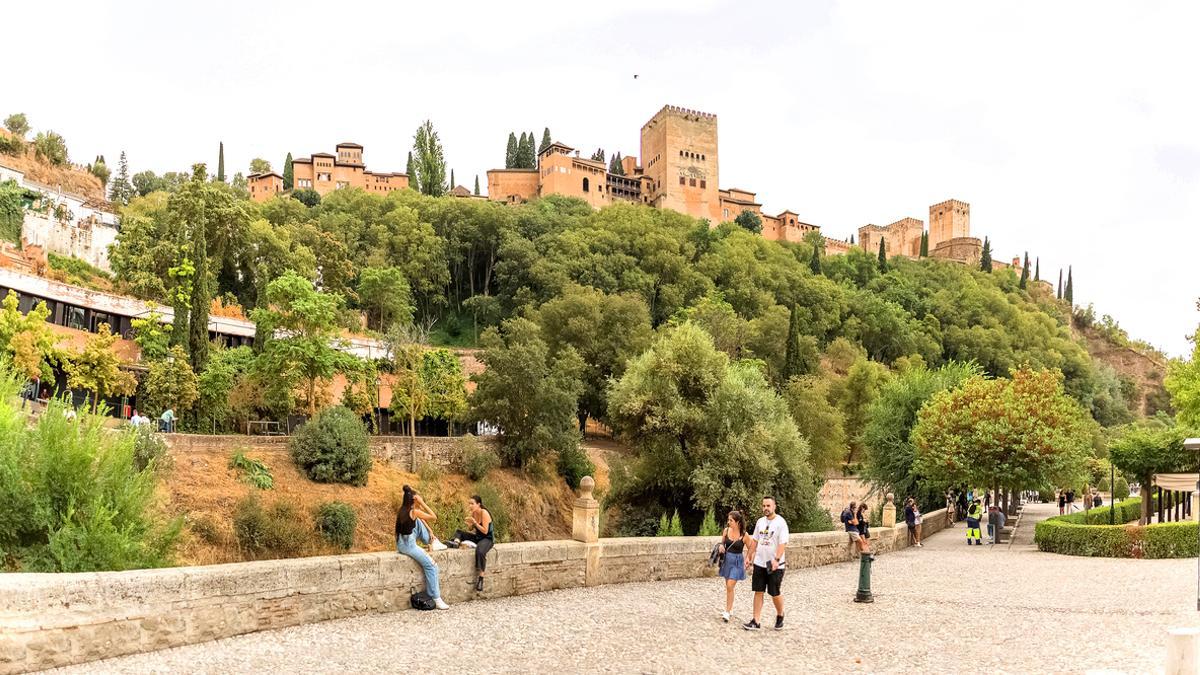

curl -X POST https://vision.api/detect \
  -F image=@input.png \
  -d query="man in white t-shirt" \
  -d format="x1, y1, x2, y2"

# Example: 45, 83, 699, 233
744, 495, 789, 631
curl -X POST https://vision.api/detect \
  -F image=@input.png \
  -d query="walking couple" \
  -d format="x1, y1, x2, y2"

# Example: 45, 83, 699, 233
715, 496, 789, 631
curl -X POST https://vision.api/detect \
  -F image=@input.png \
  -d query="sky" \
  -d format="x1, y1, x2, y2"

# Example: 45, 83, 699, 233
5, 1, 1199, 355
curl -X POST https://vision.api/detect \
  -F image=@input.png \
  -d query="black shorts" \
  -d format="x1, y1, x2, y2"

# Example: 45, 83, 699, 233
751, 564, 784, 597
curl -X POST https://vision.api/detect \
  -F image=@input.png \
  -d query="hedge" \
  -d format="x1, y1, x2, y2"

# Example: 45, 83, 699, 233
1035, 496, 1195, 558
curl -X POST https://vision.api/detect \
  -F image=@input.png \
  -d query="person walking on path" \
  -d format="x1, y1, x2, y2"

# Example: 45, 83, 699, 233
446, 495, 495, 592
1065, 488, 1076, 512
717, 510, 752, 623
744, 496, 789, 632
395, 485, 450, 610
987, 504, 1006, 545
966, 498, 983, 545
956, 490, 968, 521
1058, 489, 1066, 515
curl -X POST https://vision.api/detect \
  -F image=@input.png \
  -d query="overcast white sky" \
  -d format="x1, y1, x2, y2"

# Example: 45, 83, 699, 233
5, 1, 1198, 355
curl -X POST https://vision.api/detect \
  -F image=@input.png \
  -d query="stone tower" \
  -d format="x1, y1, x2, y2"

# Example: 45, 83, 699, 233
640, 105, 721, 222
928, 199, 970, 250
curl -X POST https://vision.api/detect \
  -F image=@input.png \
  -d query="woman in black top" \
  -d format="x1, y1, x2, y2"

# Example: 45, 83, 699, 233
717, 510, 752, 622
447, 495, 495, 592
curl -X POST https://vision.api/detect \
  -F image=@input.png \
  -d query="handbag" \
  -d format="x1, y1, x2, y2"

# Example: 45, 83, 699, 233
410, 586, 436, 611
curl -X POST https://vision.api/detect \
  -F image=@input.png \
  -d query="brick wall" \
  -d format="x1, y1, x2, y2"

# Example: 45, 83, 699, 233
0, 512, 946, 673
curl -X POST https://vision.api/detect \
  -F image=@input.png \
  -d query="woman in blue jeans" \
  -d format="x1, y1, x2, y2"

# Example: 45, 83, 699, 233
395, 485, 450, 610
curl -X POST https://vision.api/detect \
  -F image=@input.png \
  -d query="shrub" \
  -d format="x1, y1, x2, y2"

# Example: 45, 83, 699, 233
464, 446, 499, 481
189, 514, 224, 545
1034, 495, 1195, 559
232, 495, 312, 559
1098, 477, 1110, 492
1113, 476, 1130, 500
289, 406, 371, 486
1143, 522, 1199, 558
657, 509, 684, 536
132, 424, 171, 473
315, 501, 357, 550
473, 483, 510, 543
556, 444, 594, 489
0, 367, 180, 571
1035, 520, 1139, 557
417, 461, 442, 484
1038, 489, 1055, 503
229, 451, 273, 489
0, 135, 23, 156
698, 507, 721, 536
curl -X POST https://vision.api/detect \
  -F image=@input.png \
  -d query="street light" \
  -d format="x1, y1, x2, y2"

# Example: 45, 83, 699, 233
1184, 437, 1200, 612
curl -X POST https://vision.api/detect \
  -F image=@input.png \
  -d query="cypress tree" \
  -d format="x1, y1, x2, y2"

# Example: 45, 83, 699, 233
505, 133, 518, 169
809, 243, 821, 275
919, 230, 929, 257
1057, 270, 1063, 299
527, 131, 536, 167
406, 151, 416, 183
1065, 266, 1074, 304
783, 304, 805, 381
1035, 257, 1040, 282
283, 152, 294, 190
1019, 252, 1030, 289
849, 233, 855, 245
450, 169, 456, 190
217, 142, 225, 182
877, 237, 887, 272
474, 175, 481, 195
540, 127, 552, 154
979, 237, 993, 272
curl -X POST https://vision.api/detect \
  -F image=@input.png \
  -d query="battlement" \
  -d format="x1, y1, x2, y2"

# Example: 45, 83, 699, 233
930, 198, 970, 211
642, 104, 718, 129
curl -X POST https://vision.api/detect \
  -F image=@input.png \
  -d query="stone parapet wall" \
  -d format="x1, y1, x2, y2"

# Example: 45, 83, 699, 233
0, 511, 947, 673
163, 433, 499, 472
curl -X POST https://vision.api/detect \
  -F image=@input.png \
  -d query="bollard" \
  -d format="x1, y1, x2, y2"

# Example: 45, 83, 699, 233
853, 555, 874, 603
1166, 627, 1200, 675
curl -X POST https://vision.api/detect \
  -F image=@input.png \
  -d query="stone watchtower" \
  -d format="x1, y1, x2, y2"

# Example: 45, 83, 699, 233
640, 105, 721, 223
928, 199, 970, 250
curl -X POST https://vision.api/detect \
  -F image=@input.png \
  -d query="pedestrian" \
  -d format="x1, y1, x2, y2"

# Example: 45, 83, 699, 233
965, 498, 983, 545
904, 497, 917, 545
986, 505, 1001, 545
956, 490, 968, 521
395, 485, 450, 610
1093, 492, 1103, 509
1066, 488, 1076, 512
946, 492, 956, 528
911, 499, 924, 547
717, 510, 752, 623
159, 407, 175, 433
840, 501, 873, 559
1057, 488, 1066, 515
445, 495, 495, 592
856, 502, 871, 545
743, 496, 789, 632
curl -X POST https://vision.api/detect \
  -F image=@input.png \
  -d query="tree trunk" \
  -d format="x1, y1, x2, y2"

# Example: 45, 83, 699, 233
409, 410, 417, 472
1141, 474, 1153, 525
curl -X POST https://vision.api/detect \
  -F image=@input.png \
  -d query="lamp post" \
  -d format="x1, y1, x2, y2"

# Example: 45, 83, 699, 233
1110, 463, 1116, 526
1184, 438, 1200, 612
374, 377, 383, 436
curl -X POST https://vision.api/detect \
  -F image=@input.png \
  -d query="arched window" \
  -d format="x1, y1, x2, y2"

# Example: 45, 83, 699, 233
582, 177, 590, 192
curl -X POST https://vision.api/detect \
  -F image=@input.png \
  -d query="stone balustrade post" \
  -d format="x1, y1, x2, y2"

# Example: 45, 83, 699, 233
882, 492, 897, 529
572, 476, 599, 544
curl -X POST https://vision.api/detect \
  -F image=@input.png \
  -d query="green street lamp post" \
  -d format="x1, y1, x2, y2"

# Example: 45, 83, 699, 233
854, 555, 874, 603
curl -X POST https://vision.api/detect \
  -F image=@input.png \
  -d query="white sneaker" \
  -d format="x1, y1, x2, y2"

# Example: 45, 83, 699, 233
721, 611, 730, 623
462, 540, 478, 549
434, 597, 450, 610
431, 540, 448, 552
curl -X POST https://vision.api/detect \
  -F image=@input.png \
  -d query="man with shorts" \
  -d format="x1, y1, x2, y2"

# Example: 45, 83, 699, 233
744, 496, 789, 631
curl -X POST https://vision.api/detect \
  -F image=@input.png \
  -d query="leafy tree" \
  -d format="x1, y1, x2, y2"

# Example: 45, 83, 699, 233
251, 271, 359, 416
130, 309, 172, 362
782, 375, 846, 477
1166, 327, 1200, 428
733, 209, 762, 233
108, 151, 135, 205
386, 322, 430, 468
89, 156, 110, 186
140, 345, 199, 418
0, 290, 60, 380
197, 345, 256, 431
217, 142, 226, 182
33, 131, 68, 165
912, 368, 1093, 498
131, 171, 163, 197
474, 174, 480, 196
877, 237, 887, 272
249, 157, 271, 174
231, 172, 247, 193
1110, 420, 1196, 523
292, 188, 320, 207
608, 322, 828, 531
412, 120, 447, 197
861, 362, 980, 509
420, 347, 469, 426
282, 152, 294, 190
539, 128, 552, 154
833, 356, 888, 464
470, 317, 583, 468
505, 133, 518, 169
0, 180, 20, 243
356, 266, 413, 332
1019, 252, 1030, 289
782, 304, 817, 381
808, 244, 821, 275
65, 323, 137, 412
1065, 266, 1074, 304
980, 236, 992, 272
4, 113, 30, 138
536, 285, 652, 429
591, 148, 606, 163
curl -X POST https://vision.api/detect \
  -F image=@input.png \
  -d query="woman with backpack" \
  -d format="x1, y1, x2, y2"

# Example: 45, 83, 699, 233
395, 485, 450, 610
716, 510, 753, 623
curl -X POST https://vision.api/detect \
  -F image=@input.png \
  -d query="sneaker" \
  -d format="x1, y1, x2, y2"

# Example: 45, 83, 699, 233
462, 540, 478, 549
721, 611, 730, 623
444, 539, 461, 549
975, 540, 982, 545
774, 615, 784, 631
916, 543, 923, 548
475, 576, 484, 592
434, 597, 450, 610
743, 620, 760, 631
431, 540, 448, 552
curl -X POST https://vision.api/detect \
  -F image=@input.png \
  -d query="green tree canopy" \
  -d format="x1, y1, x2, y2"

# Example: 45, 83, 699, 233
0, 290, 61, 381
4, 113, 30, 138
356, 266, 413, 332
412, 120, 447, 196
140, 345, 199, 418
65, 323, 137, 412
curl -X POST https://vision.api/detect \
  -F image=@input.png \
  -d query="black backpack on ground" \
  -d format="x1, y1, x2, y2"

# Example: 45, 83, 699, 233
410, 587, 435, 611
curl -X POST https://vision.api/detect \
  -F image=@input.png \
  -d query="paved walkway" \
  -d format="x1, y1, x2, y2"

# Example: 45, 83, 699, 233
53, 524, 1199, 674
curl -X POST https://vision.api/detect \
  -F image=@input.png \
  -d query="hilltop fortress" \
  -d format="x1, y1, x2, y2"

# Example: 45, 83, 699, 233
488, 104, 989, 265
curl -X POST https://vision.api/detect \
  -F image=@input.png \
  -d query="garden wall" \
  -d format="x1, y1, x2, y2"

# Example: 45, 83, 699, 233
163, 433, 499, 471
0, 509, 947, 673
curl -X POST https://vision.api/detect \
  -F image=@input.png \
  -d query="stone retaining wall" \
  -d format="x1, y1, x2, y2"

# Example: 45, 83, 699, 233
0, 510, 947, 673
163, 433, 499, 471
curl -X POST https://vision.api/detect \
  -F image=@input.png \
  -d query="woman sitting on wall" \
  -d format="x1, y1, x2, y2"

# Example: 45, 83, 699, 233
396, 485, 450, 610
446, 495, 495, 592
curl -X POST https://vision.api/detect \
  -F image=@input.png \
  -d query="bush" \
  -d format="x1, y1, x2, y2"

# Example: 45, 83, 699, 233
132, 424, 171, 473
289, 406, 371, 486
473, 483, 510, 543
1035, 495, 1194, 558
1143, 522, 1199, 558
657, 510, 684, 536
229, 451, 273, 489
417, 461, 442, 484
556, 444, 594, 489
464, 444, 499, 481
0, 135, 23, 155
698, 508, 721, 536
1035, 520, 1139, 557
1098, 477, 1110, 492
1114, 476, 1130, 500
232, 495, 312, 559
0, 366, 181, 571
1038, 489, 1055, 503
315, 501, 357, 550
189, 514, 224, 545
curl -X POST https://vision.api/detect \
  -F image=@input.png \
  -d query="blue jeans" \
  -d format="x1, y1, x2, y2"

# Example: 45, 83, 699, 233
397, 519, 440, 599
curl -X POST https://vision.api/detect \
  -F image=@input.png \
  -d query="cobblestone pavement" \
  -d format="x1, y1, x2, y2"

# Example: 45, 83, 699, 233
55, 508, 1199, 674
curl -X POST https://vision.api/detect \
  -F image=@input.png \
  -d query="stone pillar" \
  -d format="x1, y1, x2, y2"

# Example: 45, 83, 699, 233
572, 476, 599, 544
882, 492, 896, 528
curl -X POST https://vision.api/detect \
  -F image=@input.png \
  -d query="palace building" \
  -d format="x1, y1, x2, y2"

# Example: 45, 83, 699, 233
249, 142, 409, 202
